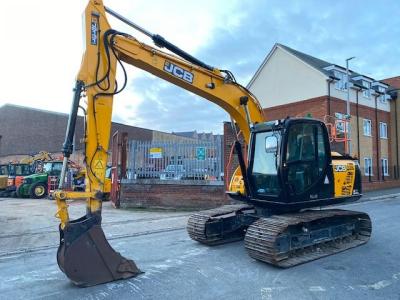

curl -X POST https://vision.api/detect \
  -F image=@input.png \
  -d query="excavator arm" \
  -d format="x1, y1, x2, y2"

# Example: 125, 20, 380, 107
19, 151, 53, 164
55, 0, 264, 287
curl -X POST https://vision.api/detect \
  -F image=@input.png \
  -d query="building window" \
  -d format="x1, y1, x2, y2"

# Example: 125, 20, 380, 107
363, 119, 372, 136
362, 80, 371, 98
334, 70, 347, 91
381, 158, 389, 176
364, 157, 373, 176
334, 112, 347, 134
379, 122, 388, 139
378, 86, 387, 103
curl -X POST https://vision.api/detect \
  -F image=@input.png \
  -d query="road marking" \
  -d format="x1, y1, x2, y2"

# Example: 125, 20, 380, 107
261, 287, 288, 299
309, 286, 326, 292
359, 280, 392, 290
358, 272, 400, 290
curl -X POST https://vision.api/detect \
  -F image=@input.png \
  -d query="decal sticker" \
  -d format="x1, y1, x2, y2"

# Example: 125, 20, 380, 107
91, 14, 99, 45
164, 61, 194, 83
334, 165, 347, 172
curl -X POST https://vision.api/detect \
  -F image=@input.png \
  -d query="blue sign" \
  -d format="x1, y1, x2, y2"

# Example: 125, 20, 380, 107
196, 147, 206, 160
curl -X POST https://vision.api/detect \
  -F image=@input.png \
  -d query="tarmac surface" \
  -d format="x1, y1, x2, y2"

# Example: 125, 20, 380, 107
1, 189, 400, 299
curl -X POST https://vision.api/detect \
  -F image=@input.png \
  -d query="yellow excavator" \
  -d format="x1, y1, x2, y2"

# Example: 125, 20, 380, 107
55, 0, 371, 287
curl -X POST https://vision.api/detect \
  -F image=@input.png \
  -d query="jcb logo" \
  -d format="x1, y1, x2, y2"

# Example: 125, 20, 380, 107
90, 15, 98, 45
164, 61, 194, 84
335, 165, 347, 172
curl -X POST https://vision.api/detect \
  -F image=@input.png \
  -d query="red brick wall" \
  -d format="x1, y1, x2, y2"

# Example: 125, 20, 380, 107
363, 180, 400, 192
120, 181, 228, 209
263, 96, 329, 121
330, 97, 391, 180
382, 76, 400, 89
223, 95, 393, 188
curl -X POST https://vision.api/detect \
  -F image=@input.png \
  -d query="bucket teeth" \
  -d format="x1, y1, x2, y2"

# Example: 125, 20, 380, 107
57, 214, 142, 287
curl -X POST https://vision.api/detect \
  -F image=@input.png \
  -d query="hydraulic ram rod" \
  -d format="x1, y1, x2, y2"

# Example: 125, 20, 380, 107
104, 6, 215, 71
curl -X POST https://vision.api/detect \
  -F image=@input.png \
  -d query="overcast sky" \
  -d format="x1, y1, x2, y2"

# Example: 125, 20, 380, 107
1, 0, 399, 134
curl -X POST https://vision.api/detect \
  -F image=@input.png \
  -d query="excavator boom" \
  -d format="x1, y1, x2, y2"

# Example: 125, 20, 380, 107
55, 0, 264, 287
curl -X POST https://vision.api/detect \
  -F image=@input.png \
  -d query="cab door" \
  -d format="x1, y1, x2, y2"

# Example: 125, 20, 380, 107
282, 121, 334, 203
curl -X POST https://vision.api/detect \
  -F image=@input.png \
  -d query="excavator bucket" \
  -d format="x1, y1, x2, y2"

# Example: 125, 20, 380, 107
57, 214, 142, 287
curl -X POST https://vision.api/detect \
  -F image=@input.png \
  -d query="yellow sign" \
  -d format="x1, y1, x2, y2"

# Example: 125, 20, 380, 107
150, 147, 163, 159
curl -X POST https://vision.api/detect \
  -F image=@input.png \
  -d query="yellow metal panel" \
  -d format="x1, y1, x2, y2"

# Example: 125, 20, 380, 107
332, 159, 356, 197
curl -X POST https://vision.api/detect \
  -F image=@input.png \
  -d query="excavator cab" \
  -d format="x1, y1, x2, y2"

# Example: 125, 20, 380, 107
231, 118, 361, 212
247, 118, 337, 211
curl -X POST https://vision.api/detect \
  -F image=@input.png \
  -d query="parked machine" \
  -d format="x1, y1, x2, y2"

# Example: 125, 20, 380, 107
17, 159, 83, 199
53, 0, 371, 287
17, 160, 63, 198
0, 163, 33, 197
0, 164, 10, 192
6, 151, 54, 197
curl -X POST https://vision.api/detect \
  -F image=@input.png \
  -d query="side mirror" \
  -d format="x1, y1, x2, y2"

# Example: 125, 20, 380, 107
265, 136, 278, 153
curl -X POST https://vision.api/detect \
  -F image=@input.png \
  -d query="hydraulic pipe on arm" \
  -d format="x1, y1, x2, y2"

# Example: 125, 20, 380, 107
55, 0, 265, 287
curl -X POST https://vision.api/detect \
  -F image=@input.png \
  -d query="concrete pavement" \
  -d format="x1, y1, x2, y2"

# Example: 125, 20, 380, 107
1, 189, 400, 299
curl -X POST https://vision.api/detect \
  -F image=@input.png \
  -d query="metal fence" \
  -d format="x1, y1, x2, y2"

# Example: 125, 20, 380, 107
126, 140, 223, 182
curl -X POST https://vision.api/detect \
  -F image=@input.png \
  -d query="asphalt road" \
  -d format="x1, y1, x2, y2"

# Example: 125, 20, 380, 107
1, 193, 400, 299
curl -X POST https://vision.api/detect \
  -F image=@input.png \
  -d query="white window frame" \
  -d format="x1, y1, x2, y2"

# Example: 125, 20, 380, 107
334, 112, 346, 134
333, 70, 347, 91
381, 158, 389, 176
364, 157, 373, 176
363, 119, 372, 137
378, 86, 387, 103
362, 80, 371, 98
379, 122, 388, 139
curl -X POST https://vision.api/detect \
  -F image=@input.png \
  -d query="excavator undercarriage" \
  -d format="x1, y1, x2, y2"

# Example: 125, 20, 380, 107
188, 206, 371, 268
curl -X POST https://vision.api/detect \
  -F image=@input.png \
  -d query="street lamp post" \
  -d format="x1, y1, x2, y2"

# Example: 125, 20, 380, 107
346, 56, 355, 155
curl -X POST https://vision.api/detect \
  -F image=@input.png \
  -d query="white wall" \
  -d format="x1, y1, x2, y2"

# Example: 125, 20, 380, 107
249, 45, 391, 113
331, 84, 390, 112
248, 46, 327, 108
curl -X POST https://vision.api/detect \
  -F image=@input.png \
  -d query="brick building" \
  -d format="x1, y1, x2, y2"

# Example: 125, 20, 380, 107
0, 104, 195, 164
222, 45, 400, 191
244, 43, 399, 183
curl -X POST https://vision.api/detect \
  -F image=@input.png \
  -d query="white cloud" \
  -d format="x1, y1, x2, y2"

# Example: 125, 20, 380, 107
2, 0, 399, 135
0, 0, 240, 133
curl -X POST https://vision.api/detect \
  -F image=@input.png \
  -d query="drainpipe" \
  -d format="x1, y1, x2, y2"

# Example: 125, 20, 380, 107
395, 97, 399, 178
352, 83, 366, 162
355, 88, 361, 160
327, 78, 333, 116
374, 92, 381, 181
388, 89, 399, 179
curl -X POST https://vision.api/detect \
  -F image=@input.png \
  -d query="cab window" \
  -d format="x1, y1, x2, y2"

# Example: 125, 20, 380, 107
285, 123, 327, 194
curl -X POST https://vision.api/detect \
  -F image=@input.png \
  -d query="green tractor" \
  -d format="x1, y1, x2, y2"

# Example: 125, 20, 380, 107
17, 161, 63, 199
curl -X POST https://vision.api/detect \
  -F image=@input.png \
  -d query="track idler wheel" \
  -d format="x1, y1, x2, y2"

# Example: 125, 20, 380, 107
57, 214, 142, 287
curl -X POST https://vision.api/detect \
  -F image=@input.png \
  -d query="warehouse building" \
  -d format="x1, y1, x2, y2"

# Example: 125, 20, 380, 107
0, 104, 196, 164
